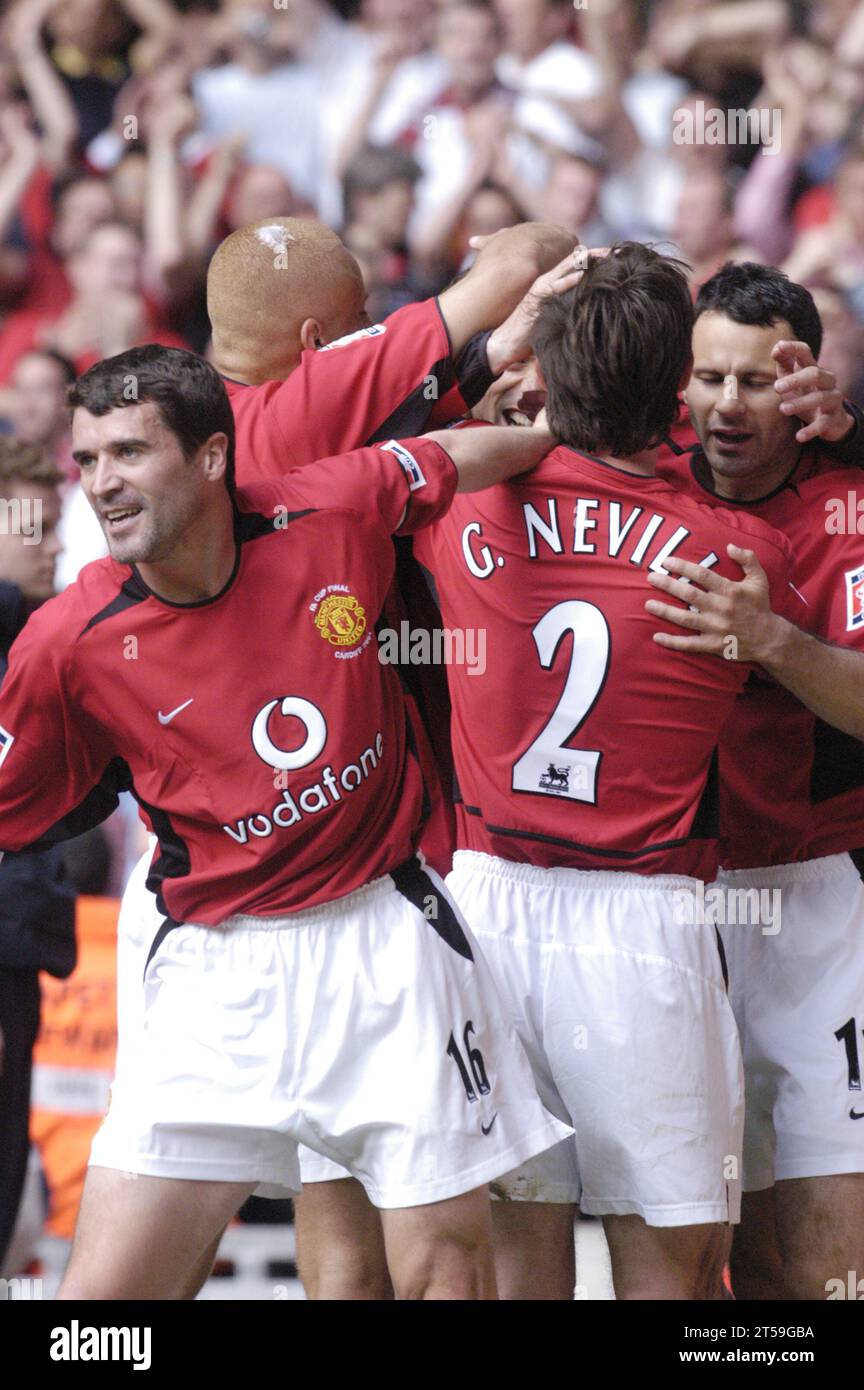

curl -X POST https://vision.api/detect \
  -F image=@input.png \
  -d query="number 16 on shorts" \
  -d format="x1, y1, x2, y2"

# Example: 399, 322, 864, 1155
447, 1020, 491, 1102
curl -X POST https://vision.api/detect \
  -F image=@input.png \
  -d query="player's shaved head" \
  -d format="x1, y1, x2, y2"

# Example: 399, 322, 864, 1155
207, 218, 368, 383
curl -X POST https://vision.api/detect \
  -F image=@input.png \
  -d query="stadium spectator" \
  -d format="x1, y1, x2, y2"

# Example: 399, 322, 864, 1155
0, 219, 188, 382
673, 166, 761, 290
13, 173, 119, 316
0, 349, 107, 585
0, 436, 76, 1273
6, 349, 72, 451
784, 144, 864, 306
537, 150, 610, 246
401, 1, 511, 242
190, 0, 322, 210
326, 0, 448, 210
342, 144, 439, 317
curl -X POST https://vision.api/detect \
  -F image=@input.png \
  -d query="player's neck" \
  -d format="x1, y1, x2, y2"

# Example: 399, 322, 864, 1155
212, 349, 300, 387
593, 446, 658, 477
696, 450, 800, 502
136, 512, 238, 605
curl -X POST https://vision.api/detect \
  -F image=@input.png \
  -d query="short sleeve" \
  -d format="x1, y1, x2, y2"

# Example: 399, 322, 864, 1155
0, 620, 116, 853
267, 300, 455, 463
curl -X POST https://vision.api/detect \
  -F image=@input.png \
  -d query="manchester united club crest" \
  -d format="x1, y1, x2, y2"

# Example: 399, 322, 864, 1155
312, 589, 367, 647
845, 565, 864, 632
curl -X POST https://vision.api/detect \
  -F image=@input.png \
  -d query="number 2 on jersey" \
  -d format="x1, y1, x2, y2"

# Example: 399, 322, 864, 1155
511, 600, 609, 804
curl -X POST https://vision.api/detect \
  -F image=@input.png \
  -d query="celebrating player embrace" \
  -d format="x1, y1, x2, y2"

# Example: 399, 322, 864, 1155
0, 346, 572, 1301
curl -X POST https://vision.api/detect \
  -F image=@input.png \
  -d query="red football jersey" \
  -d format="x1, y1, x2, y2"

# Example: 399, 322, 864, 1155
225, 295, 464, 872
0, 440, 456, 923
414, 444, 800, 882
657, 448, 864, 866
225, 299, 458, 481
769, 466, 864, 861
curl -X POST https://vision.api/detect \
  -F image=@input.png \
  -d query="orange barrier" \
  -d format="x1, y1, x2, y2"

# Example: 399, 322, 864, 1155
30, 896, 119, 1239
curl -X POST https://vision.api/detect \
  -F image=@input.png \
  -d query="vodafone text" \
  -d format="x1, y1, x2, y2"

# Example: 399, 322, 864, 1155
223, 733, 384, 844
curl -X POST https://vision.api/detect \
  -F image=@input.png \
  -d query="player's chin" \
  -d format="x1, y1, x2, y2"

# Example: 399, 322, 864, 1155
704, 441, 758, 474
106, 530, 153, 566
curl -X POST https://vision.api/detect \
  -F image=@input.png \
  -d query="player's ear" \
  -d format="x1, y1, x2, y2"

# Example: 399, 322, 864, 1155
201, 433, 229, 483
300, 318, 324, 352
678, 354, 693, 393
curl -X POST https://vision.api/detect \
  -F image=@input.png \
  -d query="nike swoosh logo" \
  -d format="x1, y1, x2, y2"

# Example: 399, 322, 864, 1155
158, 698, 194, 726
481, 1114, 498, 1136
850, 1107, 864, 1120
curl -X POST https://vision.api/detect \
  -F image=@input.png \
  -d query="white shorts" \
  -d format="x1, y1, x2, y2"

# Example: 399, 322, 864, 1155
95, 852, 571, 1208
718, 852, 864, 1190
443, 851, 744, 1228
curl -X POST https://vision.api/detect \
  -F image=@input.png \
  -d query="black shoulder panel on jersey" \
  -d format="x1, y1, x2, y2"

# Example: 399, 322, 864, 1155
236, 508, 316, 543
80, 576, 148, 636
365, 354, 454, 444
12, 756, 133, 852
811, 718, 864, 804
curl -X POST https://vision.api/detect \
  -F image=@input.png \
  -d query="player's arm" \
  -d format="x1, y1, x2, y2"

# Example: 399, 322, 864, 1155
0, 624, 117, 857
423, 423, 553, 493
438, 223, 579, 359
644, 544, 864, 742
261, 426, 553, 543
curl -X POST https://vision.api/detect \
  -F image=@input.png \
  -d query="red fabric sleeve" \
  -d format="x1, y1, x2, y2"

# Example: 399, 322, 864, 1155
0, 616, 116, 853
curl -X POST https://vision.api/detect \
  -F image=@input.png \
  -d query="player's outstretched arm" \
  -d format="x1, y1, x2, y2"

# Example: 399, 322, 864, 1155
424, 424, 553, 493
645, 545, 864, 742
438, 223, 579, 359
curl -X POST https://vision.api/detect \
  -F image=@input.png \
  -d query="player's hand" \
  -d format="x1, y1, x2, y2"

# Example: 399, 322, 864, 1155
644, 544, 785, 663
772, 340, 853, 443
486, 248, 606, 375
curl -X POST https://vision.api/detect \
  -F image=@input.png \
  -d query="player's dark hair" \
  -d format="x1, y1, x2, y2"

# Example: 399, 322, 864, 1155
695, 262, 823, 358
532, 242, 693, 457
68, 346, 237, 497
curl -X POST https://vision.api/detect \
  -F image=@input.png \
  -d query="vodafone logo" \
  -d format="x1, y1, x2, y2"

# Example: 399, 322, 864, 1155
251, 697, 327, 771
226, 708, 385, 845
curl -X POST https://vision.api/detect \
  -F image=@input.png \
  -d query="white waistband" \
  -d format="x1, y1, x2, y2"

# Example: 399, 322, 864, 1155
451, 850, 701, 895
717, 851, 856, 888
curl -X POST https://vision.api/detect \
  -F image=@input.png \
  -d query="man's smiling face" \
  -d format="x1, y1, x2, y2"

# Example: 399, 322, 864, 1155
73, 402, 210, 566
474, 360, 546, 427
687, 310, 802, 498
